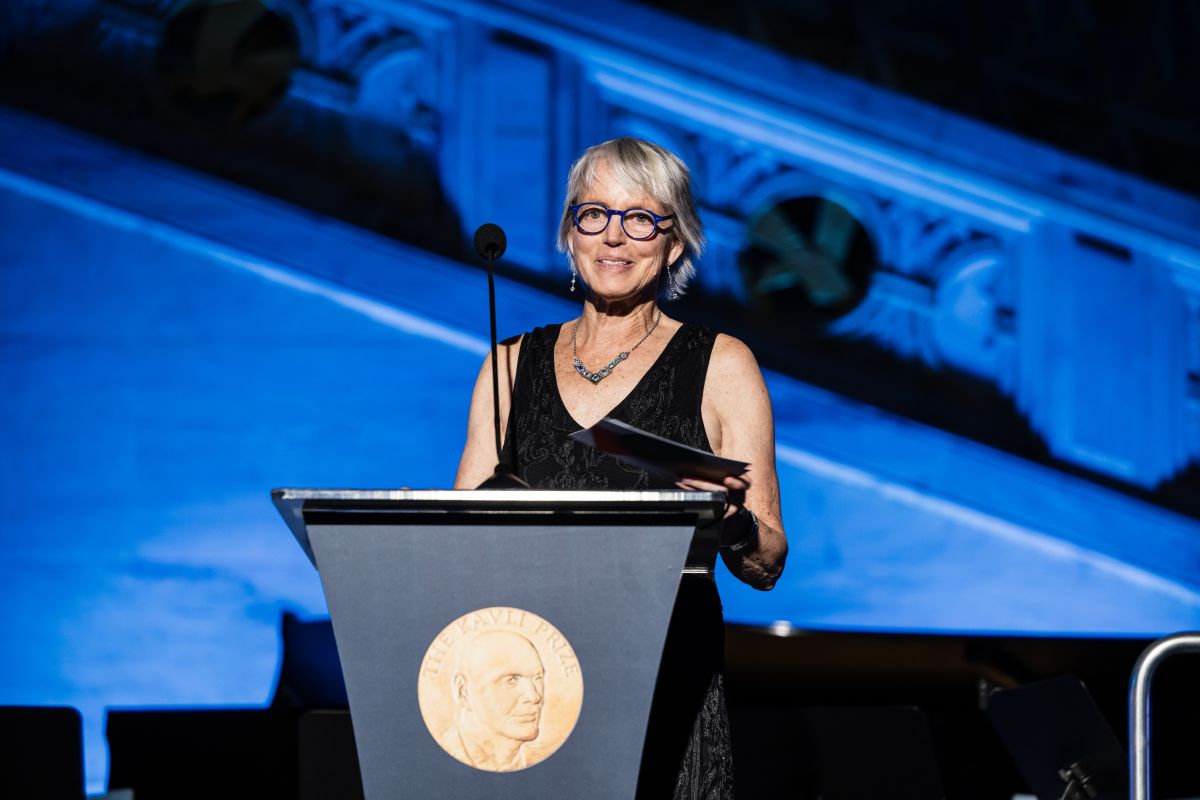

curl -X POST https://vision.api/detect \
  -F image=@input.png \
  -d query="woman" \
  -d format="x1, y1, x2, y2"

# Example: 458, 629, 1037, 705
455, 138, 787, 798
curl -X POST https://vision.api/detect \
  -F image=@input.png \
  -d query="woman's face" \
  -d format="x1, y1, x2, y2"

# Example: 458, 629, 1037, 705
567, 161, 684, 306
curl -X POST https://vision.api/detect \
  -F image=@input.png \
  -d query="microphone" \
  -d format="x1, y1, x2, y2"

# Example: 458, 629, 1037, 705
472, 223, 528, 490
474, 223, 507, 260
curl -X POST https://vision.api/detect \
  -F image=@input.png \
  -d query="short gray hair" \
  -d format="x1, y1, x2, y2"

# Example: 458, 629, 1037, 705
556, 138, 705, 299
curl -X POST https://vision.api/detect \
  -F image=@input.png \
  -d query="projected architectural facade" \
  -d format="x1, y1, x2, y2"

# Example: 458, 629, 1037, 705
6, 0, 1195, 490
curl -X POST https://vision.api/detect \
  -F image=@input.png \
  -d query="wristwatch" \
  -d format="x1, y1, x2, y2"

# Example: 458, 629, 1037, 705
720, 507, 759, 553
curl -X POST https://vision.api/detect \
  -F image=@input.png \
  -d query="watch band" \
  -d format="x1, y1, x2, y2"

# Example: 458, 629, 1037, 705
721, 508, 759, 553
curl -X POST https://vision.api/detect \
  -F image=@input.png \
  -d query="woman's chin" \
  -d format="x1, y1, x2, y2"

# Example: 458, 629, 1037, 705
588, 286, 657, 307
584, 275, 658, 302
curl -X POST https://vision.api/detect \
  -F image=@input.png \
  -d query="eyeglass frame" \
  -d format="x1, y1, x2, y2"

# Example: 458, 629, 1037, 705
568, 202, 675, 240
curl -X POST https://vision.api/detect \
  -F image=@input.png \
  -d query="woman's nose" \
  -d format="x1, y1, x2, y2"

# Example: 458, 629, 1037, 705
603, 212, 627, 243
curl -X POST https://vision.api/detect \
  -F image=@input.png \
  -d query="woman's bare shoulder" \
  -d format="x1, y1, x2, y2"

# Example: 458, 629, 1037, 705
499, 322, 569, 357
704, 332, 770, 420
498, 331, 524, 357
709, 332, 762, 376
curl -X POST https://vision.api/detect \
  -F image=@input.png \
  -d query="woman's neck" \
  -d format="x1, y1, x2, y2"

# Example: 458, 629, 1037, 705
575, 298, 661, 349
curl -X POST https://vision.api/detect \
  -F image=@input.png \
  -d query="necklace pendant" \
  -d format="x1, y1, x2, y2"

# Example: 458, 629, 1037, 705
601, 353, 627, 377
574, 352, 626, 384
571, 313, 658, 385
573, 356, 599, 384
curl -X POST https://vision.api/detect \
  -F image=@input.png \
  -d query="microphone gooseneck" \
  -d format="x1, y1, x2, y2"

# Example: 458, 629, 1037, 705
471, 223, 528, 489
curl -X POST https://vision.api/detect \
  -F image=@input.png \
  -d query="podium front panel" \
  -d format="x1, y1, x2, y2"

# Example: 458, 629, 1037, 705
308, 515, 698, 800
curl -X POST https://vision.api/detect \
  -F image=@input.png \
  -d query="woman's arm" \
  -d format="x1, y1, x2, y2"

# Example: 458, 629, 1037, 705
687, 334, 788, 590
454, 337, 522, 489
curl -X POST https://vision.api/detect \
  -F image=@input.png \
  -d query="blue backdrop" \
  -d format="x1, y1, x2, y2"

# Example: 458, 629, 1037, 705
3, 0, 1200, 792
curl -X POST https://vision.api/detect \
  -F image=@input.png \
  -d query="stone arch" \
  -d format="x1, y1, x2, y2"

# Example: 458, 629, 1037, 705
732, 168, 888, 260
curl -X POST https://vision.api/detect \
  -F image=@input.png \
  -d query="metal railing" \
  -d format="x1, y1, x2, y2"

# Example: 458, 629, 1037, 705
1129, 632, 1200, 800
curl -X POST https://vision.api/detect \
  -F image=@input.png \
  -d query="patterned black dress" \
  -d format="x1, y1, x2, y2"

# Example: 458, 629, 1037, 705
499, 322, 735, 800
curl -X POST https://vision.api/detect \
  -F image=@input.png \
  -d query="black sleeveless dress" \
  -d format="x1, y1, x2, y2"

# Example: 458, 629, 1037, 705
500, 323, 735, 800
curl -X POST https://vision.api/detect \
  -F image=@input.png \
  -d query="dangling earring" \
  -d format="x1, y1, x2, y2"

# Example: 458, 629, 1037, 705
570, 269, 577, 293
665, 263, 674, 298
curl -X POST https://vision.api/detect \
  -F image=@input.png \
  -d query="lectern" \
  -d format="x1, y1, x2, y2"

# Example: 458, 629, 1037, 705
273, 488, 723, 800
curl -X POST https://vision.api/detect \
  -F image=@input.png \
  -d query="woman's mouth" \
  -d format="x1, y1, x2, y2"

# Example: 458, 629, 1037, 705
597, 258, 633, 267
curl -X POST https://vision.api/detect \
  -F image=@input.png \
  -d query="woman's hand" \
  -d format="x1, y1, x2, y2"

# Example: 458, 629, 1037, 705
679, 470, 784, 589
677, 474, 750, 521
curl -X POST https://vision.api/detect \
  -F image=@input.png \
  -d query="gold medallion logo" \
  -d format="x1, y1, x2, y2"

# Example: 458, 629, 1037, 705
417, 607, 584, 772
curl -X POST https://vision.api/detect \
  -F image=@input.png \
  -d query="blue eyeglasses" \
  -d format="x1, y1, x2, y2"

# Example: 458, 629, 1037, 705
569, 203, 675, 240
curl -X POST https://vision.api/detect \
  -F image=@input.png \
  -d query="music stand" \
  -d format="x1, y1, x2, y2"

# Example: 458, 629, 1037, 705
986, 676, 1127, 800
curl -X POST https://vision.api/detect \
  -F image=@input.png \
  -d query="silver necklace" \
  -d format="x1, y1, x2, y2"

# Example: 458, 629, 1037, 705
572, 312, 662, 384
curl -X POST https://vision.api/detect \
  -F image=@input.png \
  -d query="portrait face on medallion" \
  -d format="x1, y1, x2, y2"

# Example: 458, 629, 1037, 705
453, 630, 545, 753
418, 607, 584, 772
